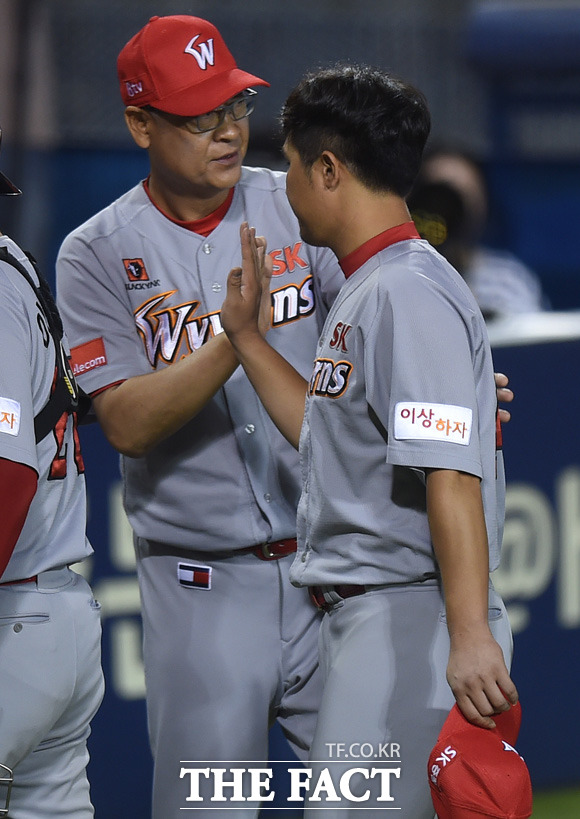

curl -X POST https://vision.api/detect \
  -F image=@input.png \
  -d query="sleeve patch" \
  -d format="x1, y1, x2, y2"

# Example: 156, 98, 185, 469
394, 402, 472, 445
70, 337, 107, 376
0, 397, 21, 436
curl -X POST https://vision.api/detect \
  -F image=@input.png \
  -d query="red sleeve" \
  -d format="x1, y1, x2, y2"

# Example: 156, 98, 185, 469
0, 458, 38, 579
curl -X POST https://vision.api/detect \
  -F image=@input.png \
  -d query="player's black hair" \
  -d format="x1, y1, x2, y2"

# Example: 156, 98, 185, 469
280, 64, 431, 197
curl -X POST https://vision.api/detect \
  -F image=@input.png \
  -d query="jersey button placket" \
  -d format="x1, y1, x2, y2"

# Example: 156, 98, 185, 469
195, 241, 225, 316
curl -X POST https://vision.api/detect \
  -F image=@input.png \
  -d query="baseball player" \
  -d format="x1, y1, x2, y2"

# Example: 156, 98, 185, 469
221, 65, 517, 817
55, 15, 514, 818
0, 128, 103, 817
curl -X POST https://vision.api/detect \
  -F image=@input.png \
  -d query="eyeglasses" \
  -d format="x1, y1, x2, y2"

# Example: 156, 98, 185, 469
146, 89, 257, 134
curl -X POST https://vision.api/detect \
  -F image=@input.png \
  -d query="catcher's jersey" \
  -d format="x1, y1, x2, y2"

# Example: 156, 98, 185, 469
56, 167, 343, 551
291, 233, 505, 588
0, 236, 92, 581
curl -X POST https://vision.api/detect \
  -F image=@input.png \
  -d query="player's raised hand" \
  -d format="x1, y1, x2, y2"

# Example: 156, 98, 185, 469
447, 631, 519, 730
222, 222, 272, 344
254, 233, 273, 336
220, 222, 306, 449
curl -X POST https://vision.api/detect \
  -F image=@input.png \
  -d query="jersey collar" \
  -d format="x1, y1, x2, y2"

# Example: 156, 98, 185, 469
142, 177, 234, 237
339, 222, 421, 279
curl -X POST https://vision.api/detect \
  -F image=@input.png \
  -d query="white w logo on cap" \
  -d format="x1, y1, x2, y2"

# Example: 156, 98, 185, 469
184, 35, 215, 69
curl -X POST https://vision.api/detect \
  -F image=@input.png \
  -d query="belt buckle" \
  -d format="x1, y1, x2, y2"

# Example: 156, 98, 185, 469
261, 542, 276, 559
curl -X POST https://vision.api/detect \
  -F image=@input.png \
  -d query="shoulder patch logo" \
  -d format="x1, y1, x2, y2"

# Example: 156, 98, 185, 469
70, 337, 107, 377
394, 402, 472, 445
0, 397, 21, 437
123, 258, 149, 282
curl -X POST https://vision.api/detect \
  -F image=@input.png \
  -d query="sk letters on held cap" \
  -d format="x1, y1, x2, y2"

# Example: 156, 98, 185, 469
428, 702, 533, 819
117, 14, 269, 116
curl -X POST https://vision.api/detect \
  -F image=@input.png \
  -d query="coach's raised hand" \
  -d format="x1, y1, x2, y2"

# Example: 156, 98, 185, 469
222, 221, 307, 450
222, 222, 272, 344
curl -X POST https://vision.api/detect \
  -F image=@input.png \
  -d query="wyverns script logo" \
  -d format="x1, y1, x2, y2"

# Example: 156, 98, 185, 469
135, 281, 316, 367
135, 293, 220, 366
184, 36, 215, 69
309, 358, 352, 399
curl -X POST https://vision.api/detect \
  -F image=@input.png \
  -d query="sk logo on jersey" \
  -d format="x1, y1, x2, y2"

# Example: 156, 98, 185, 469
269, 243, 309, 277
329, 322, 352, 353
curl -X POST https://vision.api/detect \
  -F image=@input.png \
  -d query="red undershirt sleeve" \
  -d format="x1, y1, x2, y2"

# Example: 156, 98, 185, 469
0, 457, 38, 579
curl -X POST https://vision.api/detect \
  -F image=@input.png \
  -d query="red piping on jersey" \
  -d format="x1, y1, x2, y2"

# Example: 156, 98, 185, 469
142, 178, 234, 236
339, 222, 420, 279
90, 380, 126, 398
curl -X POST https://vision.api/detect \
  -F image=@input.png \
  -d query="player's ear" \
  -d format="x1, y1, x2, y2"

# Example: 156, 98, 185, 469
319, 151, 341, 191
124, 106, 153, 149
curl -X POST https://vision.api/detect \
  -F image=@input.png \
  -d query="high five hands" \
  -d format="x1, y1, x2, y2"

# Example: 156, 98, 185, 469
221, 222, 273, 343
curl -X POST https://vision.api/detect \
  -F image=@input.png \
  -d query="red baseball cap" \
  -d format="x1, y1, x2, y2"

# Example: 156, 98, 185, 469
117, 15, 269, 116
428, 703, 533, 818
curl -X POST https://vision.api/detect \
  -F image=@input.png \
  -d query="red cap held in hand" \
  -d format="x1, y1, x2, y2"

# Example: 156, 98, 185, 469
428, 702, 533, 818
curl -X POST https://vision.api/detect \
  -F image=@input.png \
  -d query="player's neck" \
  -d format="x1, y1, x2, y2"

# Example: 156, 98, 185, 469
146, 176, 232, 223
328, 189, 412, 260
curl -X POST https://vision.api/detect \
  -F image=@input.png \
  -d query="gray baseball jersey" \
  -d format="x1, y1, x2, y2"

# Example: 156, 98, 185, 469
57, 167, 343, 552
0, 236, 92, 580
0, 235, 103, 817
291, 226, 505, 588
